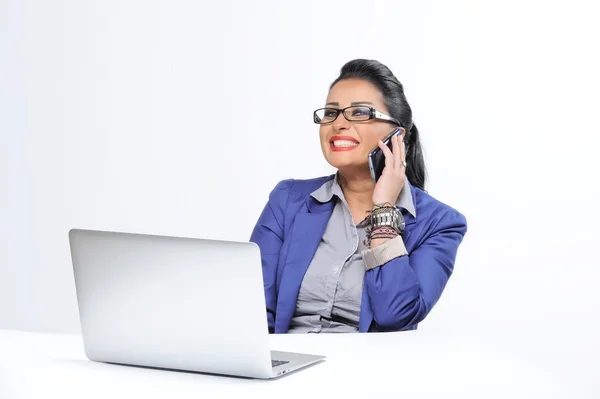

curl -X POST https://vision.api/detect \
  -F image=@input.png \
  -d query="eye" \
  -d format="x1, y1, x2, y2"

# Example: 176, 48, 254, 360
324, 109, 338, 117
350, 107, 370, 116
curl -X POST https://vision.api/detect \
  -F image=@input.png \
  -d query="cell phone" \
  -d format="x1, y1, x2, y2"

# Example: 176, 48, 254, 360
368, 127, 403, 182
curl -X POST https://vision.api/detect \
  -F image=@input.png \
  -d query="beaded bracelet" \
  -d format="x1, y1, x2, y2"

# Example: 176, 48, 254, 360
364, 225, 399, 247
364, 228, 398, 247
370, 226, 399, 238
370, 226, 399, 241
371, 202, 397, 213
373, 202, 395, 208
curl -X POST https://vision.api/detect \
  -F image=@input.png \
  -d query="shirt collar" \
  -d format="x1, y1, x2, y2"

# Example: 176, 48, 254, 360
310, 173, 416, 217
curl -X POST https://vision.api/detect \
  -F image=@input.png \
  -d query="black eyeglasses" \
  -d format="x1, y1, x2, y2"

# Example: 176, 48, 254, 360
313, 106, 401, 126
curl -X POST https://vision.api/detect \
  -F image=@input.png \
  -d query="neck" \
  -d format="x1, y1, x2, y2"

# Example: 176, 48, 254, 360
337, 168, 375, 210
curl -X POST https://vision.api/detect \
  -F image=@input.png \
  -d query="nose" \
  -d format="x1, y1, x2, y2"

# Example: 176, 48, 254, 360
331, 110, 351, 131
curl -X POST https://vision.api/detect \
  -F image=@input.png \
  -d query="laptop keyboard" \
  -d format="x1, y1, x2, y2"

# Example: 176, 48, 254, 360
271, 359, 289, 368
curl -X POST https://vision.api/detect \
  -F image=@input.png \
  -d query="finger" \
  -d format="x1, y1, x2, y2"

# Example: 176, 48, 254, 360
400, 132, 407, 168
393, 134, 402, 170
378, 140, 394, 169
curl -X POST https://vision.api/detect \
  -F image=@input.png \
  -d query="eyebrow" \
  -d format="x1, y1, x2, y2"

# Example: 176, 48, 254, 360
325, 101, 375, 106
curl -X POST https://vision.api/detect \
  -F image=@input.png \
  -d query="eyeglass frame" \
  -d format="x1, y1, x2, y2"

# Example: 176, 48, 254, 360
313, 105, 402, 126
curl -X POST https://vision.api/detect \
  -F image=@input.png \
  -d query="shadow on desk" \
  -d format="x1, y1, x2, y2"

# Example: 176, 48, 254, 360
51, 357, 325, 381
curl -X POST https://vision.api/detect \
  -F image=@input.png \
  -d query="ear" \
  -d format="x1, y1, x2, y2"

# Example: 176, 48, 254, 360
400, 127, 407, 142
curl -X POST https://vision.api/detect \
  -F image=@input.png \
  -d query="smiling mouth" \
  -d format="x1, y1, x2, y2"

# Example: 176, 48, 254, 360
331, 139, 359, 148
329, 138, 359, 152
329, 135, 360, 150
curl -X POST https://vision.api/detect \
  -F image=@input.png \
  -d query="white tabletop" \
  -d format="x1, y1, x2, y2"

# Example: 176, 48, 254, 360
0, 328, 596, 398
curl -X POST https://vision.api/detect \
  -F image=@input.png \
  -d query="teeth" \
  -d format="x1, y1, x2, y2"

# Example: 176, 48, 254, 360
332, 140, 358, 147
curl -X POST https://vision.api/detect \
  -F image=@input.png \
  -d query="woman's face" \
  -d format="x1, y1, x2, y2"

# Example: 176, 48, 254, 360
319, 78, 403, 173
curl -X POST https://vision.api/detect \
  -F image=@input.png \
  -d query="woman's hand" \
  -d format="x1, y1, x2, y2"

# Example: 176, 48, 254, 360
372, 133, 406, 206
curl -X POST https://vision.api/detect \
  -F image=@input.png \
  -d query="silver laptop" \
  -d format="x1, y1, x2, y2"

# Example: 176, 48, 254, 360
68, 228, 325, 379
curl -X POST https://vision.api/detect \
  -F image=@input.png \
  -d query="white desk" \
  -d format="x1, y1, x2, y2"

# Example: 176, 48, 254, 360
0, 328, 595, 398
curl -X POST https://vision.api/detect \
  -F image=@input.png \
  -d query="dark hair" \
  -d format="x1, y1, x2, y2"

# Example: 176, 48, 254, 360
330, 59, 427, 191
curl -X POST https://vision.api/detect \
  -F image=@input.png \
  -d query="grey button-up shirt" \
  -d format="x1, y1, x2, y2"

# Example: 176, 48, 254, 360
287, 173, 416, 333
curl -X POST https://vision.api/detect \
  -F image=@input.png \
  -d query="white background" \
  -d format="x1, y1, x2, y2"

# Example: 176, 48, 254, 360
1, 0, 599, 378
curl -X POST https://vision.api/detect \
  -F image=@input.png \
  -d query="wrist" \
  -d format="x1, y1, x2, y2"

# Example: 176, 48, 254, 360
369, 237, 393, 249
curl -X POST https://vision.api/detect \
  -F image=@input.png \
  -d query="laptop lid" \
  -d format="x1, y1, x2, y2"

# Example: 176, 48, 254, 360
68, 228, 273, 378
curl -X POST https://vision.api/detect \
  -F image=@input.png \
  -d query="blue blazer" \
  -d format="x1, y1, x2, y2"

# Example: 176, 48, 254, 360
249, 175, 467, 333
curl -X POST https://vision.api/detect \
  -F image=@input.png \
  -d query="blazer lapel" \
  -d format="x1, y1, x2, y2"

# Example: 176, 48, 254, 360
275, 197, 335, 333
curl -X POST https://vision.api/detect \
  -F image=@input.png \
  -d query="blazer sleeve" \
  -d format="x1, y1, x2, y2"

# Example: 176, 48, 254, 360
364, 208, 467, 331
249, 179, 293, 333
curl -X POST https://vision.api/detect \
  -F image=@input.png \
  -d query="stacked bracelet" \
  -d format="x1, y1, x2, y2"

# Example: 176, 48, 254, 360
363, 203, 401, 247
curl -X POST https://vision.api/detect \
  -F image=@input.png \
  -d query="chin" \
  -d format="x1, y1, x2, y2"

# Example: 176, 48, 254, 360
326, 156, 368, 172
322, 145, 367, 169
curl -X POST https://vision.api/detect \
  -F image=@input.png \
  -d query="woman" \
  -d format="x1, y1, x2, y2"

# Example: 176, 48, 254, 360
250, 59, 467, 333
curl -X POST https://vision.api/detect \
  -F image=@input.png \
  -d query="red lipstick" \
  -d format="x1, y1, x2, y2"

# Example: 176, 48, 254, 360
329, 136, 360, 152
